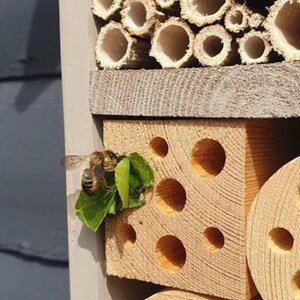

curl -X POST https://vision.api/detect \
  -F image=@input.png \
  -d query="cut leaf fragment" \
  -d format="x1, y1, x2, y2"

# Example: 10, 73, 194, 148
130, 152, 154, 188
115, 157, 130, 209
76, 191, 116, 232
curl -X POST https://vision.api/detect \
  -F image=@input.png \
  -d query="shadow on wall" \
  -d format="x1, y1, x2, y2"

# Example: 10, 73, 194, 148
15, 0, 61, 113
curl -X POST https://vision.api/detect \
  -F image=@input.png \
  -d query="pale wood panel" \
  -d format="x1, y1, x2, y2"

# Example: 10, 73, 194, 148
247, 157, 300, 300
59, 0, 160, 298
90, 62, 300, 118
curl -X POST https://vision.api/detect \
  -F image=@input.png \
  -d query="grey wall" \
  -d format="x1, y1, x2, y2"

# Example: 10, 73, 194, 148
0, 0, 69, 299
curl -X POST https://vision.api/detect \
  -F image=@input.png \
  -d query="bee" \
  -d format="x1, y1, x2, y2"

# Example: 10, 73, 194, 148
61, 150, 119, 195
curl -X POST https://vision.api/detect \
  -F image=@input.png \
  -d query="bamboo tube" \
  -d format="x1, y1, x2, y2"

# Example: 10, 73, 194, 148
224, 4, 250, 33
155, 0, 179, 9
95, 22, 151, 69
92, 0, 122, 20
247, 157, 300, 300
265, 0, 300, 61
248, 12, 265, 29
238, 30, 271, 64
180, 0, 232, 27
150, 18, 195, 68
194, 24, 236, 67
121, 0, 160, 37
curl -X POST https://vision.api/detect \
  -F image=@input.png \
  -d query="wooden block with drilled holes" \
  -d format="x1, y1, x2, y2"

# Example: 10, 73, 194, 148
104, 119, 300, 300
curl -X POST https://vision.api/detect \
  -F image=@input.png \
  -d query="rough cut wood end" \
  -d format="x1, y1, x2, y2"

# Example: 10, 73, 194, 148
265, 0, 300, 61
146, 288, 223, 299
247, 156, 300, 300
92, 0, 122, 20
238, 31, 272, 64
121, 0, 158, 37
155, 0, 178, 9
194, 25, 235, 67
248, 12, 265, 29
224, 4, 250, 33
96, 21, 151, 69
180, 0, 232, 27
150, 18, 194, 68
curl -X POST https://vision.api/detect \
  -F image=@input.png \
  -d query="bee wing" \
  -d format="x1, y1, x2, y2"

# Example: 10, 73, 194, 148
60, 155, 87, 170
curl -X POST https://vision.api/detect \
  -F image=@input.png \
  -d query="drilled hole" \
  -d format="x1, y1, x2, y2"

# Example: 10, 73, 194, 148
127, 2, 147, 28
149, 137, 169, 158
275, 1, 300, 50
155, 235, 186, 271
292, 271, 300, 299
203, 36, 224, 57
155, 178, 186, 216
202, 227, 225, 252
98, 0, 114, 10
229, 10, 243, 24
101, 28, 129, 64
118, 223, 137, 247
268, 227, 294, 253
156, 25, 190, 62
244, 36, 265, 59
191, 139, 226, 179
193, 0, 226, 15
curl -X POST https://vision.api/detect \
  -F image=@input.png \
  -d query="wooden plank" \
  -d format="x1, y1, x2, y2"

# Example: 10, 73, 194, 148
90, 62, 300, 118
104, 119, 300, 299
0, 0, 60, 79
0, 78, 67, 261
59, 0, 160, 299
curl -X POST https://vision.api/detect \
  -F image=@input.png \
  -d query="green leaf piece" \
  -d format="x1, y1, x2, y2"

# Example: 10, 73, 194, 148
76, 191, 116, 232
129, 198, 146, 209
115, 157, 130, 209
129, 153, 154, 188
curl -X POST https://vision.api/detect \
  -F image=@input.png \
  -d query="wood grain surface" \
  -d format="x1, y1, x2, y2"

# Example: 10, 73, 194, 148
247, 157, 300, 300
90, 62, 300, 118
104, 119, 300, 299
146, 288, 223, 300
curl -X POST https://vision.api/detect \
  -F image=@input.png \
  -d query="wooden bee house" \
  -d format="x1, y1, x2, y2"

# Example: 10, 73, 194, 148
103, 119, 299, 299
59, 0, 300, 299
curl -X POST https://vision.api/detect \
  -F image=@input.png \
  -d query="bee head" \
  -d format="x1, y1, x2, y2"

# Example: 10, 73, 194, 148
104, 150, 118, 171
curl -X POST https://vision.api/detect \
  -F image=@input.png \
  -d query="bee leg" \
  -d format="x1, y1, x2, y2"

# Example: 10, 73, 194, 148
99, 178, 114, 192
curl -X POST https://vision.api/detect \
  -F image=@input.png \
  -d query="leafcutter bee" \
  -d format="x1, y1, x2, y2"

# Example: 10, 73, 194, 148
61, 150, 119, 195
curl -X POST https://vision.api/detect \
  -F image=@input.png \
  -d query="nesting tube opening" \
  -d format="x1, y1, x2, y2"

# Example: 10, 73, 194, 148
96, 24, 130, 68
238, 31, 271, 64
275, 1, 300, 50
194, 25, 234, 67
181, 0, 231, 27
225, 5, 249, 33
121, 0, 157, 36
266, 0, 300, 60
92, 0, 123, 20
151, 19, 194, 68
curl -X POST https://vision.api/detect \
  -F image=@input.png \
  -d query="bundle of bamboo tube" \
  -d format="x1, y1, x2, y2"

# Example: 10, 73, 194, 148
92, 0, 300, 68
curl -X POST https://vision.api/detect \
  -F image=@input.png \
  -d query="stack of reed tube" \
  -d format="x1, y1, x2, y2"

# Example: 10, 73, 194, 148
93, 0, 300, 69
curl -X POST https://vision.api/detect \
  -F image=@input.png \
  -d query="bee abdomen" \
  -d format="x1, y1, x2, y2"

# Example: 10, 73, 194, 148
81, 168, 98, 195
